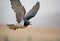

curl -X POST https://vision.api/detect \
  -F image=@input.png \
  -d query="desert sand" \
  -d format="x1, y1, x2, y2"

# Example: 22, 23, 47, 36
0, 25, 60, 41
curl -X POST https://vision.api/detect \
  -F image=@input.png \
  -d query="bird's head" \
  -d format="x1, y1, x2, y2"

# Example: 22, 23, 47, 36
24, 19, 31, 26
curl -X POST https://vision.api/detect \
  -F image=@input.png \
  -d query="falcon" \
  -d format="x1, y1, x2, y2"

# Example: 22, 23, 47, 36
7, 0, 40, 30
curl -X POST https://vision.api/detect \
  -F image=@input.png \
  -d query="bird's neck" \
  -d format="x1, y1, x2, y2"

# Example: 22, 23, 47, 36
16, 20, 24, 27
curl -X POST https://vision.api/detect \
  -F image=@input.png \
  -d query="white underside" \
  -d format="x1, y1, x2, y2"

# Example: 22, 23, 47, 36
16, 20, 24, 28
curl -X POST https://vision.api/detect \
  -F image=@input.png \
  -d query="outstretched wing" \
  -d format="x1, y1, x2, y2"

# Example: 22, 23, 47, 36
10, 0, 26, 23
24, 2, 40, 20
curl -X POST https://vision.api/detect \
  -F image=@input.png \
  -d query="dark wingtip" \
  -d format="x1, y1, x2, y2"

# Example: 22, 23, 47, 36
10, 0, 12, 1
35, 1, 40, 9
36, 2, 40, 5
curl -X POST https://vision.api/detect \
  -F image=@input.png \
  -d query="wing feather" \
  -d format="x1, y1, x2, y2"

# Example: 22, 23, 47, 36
24, 2, 40, 20
10, 0, 26, 23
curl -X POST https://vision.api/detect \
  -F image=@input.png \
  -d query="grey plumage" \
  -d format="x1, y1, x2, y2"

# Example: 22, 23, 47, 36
24, 2, 40, 20
10, 0, 26, 23
10, 0, 40, 27
24, 2, 40, 26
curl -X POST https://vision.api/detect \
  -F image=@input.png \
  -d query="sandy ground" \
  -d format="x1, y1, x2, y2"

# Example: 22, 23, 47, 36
0, 25, 60, 41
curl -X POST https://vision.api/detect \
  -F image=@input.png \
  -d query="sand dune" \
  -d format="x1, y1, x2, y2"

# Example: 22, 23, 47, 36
0, 25, 60, 41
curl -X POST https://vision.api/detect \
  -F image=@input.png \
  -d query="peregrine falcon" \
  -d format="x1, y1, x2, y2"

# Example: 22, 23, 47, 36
7, 0, 40, 30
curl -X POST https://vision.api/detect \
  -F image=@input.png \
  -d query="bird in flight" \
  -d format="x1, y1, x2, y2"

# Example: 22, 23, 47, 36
7, 0, 40, 30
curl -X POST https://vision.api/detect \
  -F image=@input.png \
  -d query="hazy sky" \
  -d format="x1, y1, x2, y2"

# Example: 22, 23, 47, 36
0, 0, 60, 28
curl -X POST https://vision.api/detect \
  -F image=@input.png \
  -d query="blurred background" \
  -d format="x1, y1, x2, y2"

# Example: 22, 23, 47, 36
0, 0, 60, 28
